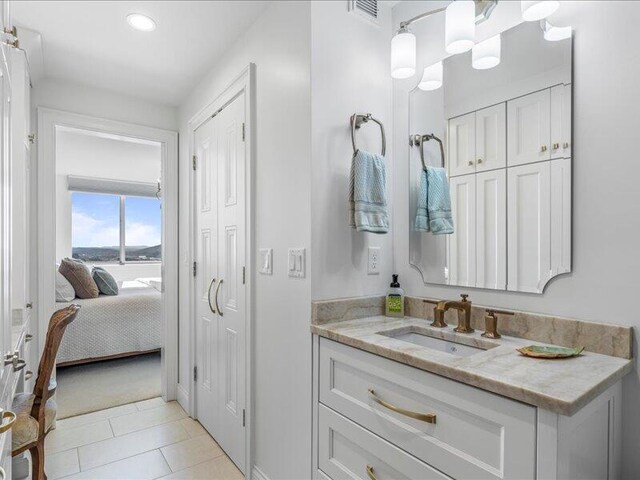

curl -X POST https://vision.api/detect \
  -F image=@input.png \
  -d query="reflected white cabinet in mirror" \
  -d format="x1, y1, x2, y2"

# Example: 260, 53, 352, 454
409, 21, 572, 293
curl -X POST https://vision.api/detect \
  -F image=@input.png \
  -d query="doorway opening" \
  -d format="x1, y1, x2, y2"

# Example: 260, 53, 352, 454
37, 109, 179, 418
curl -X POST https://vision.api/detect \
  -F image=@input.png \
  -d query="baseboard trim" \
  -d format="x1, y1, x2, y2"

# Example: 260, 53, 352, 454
177, 383, 189, 413
252, 466, 270, 480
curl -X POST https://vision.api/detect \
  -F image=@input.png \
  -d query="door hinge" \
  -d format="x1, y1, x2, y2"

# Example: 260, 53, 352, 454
242, 409, 246, 427
242, 123, 245, 142
193, 261, 197, 277
192, 155, 197, 171
28, 133, 36, 144
242, 266, 245, 285
193, 366, 197, 381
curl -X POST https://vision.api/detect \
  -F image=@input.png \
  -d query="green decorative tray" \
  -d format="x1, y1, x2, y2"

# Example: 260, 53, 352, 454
517, 345, 585, 359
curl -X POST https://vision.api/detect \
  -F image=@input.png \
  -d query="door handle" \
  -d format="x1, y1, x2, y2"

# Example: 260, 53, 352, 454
214, 279, 224, 317
207, 278, 217, 314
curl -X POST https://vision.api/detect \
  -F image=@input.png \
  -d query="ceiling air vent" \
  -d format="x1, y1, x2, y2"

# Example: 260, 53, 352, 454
349, 0, 380, 25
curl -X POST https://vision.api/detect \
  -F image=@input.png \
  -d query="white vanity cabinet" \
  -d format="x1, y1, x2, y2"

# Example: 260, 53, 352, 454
448, 104, 506, 177
313, 337, 624, 480
448, 170, 506, 290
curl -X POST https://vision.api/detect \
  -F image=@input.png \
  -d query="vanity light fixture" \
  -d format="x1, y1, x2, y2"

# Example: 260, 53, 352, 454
391, 1, 497, 79
472, 33, 501, 69
541, 21, 572, 41
445, 1, 476, 54
126, 13, 157, 32
521, 1, 559, 22
391, 26, 417, 79
418, 62, 443, 91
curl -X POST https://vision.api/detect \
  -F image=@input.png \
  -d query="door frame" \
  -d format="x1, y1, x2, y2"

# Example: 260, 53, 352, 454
188, 63, 254, 475
36, 107, 179, 400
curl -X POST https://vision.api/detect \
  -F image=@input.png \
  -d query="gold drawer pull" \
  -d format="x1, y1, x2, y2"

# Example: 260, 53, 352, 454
0, 411, 16, 433
25, 370, 33, 380
25, 333, 33, 343
368, 389, 436, 424
366, 465, 377, 480
13, 359, 26, 372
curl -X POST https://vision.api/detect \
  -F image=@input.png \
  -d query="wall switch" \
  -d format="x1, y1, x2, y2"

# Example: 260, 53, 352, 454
368, 247, 381, 275
259, 248, 272, 275
288, 248, 305, 278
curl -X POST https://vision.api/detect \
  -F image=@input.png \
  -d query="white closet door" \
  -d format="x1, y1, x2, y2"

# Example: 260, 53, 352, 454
448, 174, 476, 287
475, 103, 506, 172
562, 84, 572, 157
476, 169, 506, 290
507, 162, 551, 293
551, 158, 572, 276
507, 89, 551, 166
448, 112, 476, 177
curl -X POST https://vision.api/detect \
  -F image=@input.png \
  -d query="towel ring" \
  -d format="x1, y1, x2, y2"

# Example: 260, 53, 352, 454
351, 113, 386, 156
410, 133, 445, 169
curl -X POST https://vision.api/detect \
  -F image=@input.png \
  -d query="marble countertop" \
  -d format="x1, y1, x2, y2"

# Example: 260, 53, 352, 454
311, 315, 633, 415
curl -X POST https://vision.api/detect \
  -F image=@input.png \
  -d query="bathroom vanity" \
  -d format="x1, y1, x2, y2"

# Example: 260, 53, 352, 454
310, 298, 632, 480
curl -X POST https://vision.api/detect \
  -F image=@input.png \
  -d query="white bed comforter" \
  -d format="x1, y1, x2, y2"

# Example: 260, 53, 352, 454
56, 282, 162, 365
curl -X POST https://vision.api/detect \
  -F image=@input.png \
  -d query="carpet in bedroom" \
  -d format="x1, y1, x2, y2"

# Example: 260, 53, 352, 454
56, 352, 161, 419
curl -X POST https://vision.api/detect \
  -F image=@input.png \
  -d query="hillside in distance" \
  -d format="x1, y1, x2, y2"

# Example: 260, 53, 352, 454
72, 245, 161, 262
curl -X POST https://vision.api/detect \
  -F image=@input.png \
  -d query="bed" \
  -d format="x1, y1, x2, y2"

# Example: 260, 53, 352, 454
56, 280, 162, 366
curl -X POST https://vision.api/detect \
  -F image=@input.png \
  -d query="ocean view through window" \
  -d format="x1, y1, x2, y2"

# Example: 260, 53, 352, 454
72, 191, 161, 263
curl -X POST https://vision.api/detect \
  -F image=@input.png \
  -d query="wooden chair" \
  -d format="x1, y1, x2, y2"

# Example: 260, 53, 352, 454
11, 304, 80, 480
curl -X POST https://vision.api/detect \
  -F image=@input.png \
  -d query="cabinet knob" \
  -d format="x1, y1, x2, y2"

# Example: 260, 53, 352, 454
25, 333, 33, 343
477, 158, 483, 164
541, 145, 548, 152
468, 160, 474, 166
0, 410, 16, 433
552, 143, 560, 150
24, 370, 33, 381
563, 142, 569, 148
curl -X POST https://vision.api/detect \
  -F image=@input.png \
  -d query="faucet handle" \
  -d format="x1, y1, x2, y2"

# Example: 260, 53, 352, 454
460, 293, 470, 302
482, 309, 514, 339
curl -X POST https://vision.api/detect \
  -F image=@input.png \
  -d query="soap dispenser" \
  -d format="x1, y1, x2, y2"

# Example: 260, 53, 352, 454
385, 274, 405, 318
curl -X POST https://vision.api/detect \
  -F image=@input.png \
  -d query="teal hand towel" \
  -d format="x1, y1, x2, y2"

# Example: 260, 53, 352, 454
349, 149, 389, 234
415, 166, 454, 235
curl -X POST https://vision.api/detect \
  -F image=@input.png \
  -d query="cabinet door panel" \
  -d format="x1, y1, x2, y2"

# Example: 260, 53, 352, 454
507, 89, 551, 166
476, 170, 506, 290
551, 158, 572, 276
475, 103, 506, 172
562, 84, 572, 157
448, 175, 476, 287
448, 112, 475, 177
507, 162, 551, 293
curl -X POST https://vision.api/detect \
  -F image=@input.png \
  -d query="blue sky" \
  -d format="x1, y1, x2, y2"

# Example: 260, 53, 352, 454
72, 192, 161, 248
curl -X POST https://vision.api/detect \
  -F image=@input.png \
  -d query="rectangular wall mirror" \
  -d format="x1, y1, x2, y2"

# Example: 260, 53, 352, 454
409, 20, 572, 294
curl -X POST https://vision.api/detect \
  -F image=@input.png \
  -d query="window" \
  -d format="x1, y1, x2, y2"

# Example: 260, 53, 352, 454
72, 192, 161, 264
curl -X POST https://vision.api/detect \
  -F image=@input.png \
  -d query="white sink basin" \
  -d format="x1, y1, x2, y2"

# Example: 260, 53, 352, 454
380, 327, 497, 357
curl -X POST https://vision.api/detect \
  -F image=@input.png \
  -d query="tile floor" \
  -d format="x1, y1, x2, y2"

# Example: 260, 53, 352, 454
44, 397, 243, 480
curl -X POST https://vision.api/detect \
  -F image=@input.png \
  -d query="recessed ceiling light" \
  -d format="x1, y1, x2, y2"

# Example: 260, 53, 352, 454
126, 13, 156, 32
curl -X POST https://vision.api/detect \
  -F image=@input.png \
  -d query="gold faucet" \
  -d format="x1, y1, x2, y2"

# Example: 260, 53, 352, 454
431, 294, 474, 333
423, 294, 473, 332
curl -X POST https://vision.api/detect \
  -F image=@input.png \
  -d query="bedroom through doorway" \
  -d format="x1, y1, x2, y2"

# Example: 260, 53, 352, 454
52, 126, 165, 418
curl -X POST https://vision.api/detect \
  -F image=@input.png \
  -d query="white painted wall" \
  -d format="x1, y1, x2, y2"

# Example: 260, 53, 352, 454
31, 78, 178, 131
310, 1, 394, 301
55, 130, 161, 267
392, 2, 640, 476
178, 3, 311, 478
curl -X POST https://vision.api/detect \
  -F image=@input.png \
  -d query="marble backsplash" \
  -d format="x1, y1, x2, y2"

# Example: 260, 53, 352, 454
311, 295, 633, 359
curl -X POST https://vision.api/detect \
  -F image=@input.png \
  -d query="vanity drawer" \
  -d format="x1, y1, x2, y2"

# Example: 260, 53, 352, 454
319, 338, 536, 480
319, 404, 451, 480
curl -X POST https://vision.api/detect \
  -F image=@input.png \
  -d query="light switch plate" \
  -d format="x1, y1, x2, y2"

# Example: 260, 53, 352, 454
259, 248, 272, 275
288, 248, 306, 278
368, 247, 381, 275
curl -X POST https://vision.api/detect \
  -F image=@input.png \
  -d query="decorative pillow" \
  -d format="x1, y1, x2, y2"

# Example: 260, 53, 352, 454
55, 270, 76, 302
92, 267, 119, 296
59, 258, 99, 299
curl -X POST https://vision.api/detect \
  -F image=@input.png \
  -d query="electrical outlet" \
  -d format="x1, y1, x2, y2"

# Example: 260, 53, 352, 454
368, 247, 381, 274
